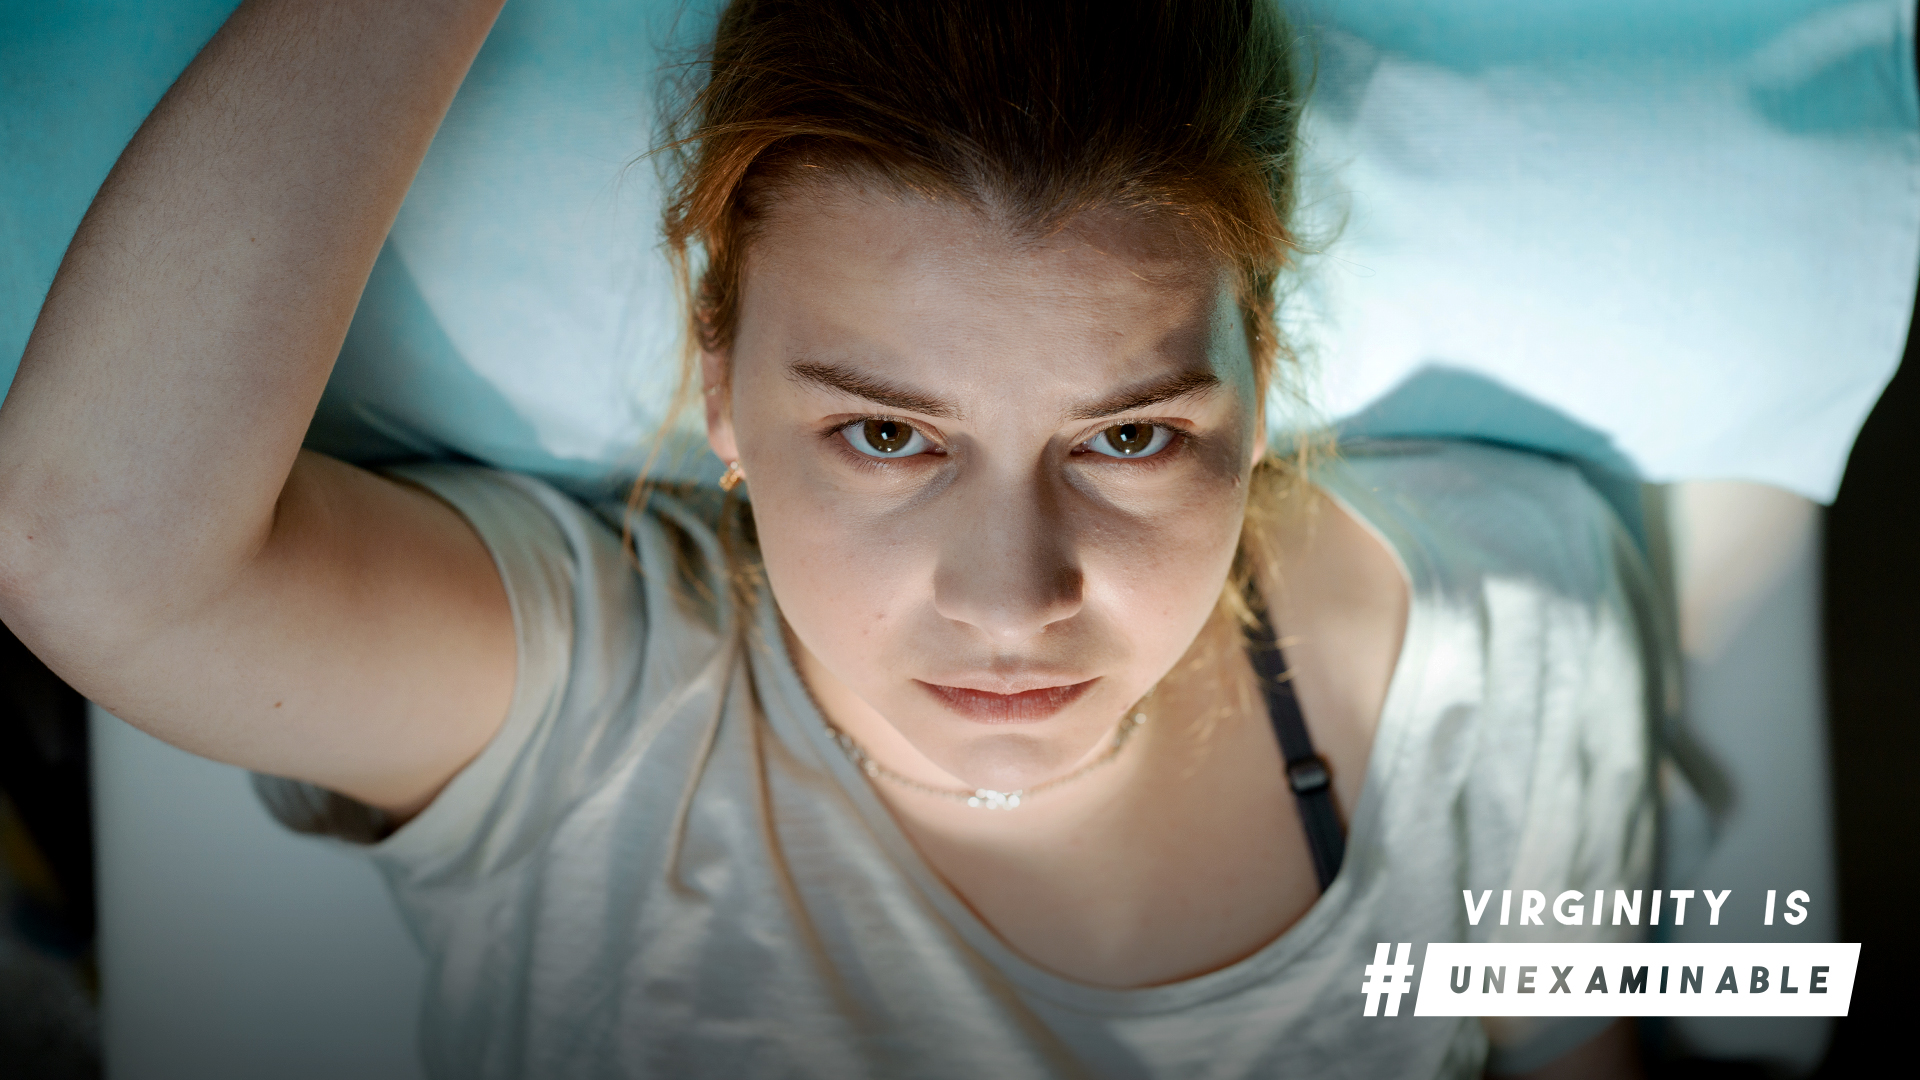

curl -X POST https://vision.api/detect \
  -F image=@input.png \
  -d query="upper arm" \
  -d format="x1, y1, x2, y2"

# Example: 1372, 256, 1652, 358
21, 450, 516, 819
0, 1, 517, 820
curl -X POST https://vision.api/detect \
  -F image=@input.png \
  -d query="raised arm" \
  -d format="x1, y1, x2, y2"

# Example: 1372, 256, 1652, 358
0, 0, 515, 819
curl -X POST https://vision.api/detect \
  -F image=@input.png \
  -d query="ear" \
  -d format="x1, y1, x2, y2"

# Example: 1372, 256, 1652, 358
701, 348, 740, 463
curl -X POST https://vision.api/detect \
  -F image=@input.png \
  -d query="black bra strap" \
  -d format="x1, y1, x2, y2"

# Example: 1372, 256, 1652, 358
1243, 583, 1346, 892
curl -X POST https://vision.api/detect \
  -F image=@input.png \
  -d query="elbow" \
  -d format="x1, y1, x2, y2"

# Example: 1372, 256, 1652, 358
0, 467, 275, 690
0, 502, 92, 671
0, 418, 156, 667
0, 493, 57, 632
0, 479, 156, 680
0, 514, 167, 708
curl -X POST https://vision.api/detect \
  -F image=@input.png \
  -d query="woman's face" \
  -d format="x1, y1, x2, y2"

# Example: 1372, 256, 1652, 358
706, 181, 1262, 793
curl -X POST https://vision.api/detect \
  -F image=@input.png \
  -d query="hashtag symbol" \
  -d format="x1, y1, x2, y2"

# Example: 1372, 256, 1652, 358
1360, 942, 1417, 1017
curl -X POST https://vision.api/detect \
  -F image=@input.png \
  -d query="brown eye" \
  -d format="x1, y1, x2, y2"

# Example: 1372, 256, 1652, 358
1089, 422, 1173, 459
843, 418, 930, 458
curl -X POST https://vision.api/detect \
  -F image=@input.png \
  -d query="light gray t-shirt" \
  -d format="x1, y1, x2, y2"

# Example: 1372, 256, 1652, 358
262, 439, 1662, 1079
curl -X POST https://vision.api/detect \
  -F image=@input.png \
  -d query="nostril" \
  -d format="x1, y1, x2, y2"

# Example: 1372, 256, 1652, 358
1043, 567, 1085, 627
932, 483, 1083, 642
934, 555, 1085, 644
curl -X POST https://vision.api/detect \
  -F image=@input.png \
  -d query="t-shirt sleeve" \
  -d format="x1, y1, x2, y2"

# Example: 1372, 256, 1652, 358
1471, 454, 1666, 1074
253, 462, 649, 886
1335, 442, 1664, 1075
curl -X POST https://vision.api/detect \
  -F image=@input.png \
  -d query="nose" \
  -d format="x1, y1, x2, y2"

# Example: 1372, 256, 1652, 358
931, 469, 1084, 646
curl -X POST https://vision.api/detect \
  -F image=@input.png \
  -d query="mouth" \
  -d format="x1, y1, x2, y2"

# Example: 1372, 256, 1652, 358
915, 678, 1098, 724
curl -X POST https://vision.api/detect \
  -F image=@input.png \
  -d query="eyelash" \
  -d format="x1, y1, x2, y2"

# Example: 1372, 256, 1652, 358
1072, 417, 1192, 466
824, 415, 1193, 469
825, 416, 944, 471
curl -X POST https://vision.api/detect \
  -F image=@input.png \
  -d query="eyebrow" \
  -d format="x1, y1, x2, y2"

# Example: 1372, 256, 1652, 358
787, 361, 963, 419
1064, 369, 1221, 420
784, 361, 1221, 422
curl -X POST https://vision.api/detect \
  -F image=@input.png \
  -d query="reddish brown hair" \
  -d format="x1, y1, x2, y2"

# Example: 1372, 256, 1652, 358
659, 0, 1304, 402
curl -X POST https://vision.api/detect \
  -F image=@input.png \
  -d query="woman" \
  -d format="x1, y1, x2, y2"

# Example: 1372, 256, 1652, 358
0, 0, 1658, 1076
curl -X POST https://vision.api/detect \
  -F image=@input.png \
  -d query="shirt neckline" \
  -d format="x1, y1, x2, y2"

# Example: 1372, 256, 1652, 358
746, 456, 1440, 1016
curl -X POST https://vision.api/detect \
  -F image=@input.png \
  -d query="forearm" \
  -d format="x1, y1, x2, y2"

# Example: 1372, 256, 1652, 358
0, 0, 503, 633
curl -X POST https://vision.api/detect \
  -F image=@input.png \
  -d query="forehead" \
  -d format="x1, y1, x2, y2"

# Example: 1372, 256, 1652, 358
731, 183, 1247, 403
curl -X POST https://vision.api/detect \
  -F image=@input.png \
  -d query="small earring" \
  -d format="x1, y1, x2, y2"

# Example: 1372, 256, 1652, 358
718, 460, 745, 492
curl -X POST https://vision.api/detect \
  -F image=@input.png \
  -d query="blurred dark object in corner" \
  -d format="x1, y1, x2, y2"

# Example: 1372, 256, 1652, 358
0, 621, 101, 1078
1814, 17, 1920, 1076
0, 622, 94, 954
1816, 281, 1920, 1077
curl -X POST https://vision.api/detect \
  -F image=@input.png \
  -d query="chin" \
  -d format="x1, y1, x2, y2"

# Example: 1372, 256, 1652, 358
935, 736, 1072, 791
908, 708, 1117, 791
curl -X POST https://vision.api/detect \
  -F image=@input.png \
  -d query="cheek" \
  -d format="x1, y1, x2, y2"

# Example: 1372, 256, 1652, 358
748, 473, 930, 668
1077, 482, 1246, 667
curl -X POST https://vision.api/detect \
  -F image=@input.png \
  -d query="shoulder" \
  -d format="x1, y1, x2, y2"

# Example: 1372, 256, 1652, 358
1318, 439, 1667, 731
1317, 439, 1641, 612
1321, 439, 1663, 895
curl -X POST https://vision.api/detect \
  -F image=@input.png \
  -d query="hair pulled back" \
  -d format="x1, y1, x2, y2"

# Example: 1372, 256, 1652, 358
660, 0, 1304, 402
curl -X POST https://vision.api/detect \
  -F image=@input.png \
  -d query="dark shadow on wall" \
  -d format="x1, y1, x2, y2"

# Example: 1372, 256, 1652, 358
1812, 274, 1920, 1079
303, 238, 651, 503
303, 239, 548, 472
1808, 14, 1918, 1075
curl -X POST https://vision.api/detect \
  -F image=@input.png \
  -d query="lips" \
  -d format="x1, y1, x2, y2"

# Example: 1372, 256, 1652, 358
916, 678, 1097, 724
